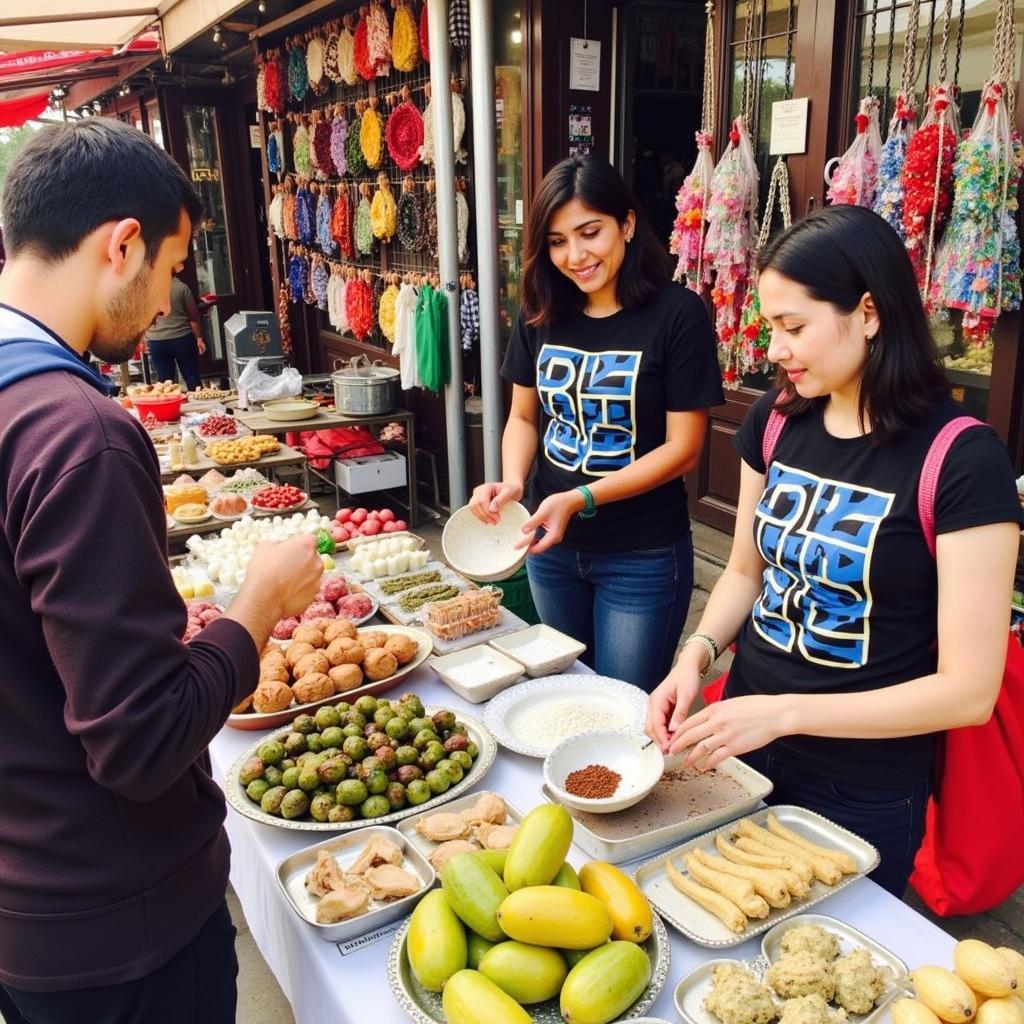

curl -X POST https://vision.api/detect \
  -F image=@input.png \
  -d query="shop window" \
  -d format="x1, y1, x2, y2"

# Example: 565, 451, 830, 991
851, 0, 1024, 419
183, 105, 235, 304
146, 102, 164, 149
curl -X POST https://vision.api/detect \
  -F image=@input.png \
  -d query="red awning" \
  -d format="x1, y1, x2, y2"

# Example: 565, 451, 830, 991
0, 91, 49, 128
0, 49, 110, 79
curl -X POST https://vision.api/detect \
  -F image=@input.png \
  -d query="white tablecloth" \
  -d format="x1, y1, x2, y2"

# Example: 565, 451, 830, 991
210, 662, 954, 1024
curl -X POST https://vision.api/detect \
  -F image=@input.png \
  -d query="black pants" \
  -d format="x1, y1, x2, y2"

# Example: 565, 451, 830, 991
147, 333, 201, 392
0, 901, 238, 1024
740, 748, 931, 898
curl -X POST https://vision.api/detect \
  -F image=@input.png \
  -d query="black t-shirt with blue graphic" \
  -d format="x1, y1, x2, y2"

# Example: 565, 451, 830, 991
501, 282, 723, 553
729, 388, 1023, 785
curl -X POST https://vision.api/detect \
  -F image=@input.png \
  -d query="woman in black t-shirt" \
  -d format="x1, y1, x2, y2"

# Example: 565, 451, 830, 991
647, 205, 1021, 895
469, 156, 723, 690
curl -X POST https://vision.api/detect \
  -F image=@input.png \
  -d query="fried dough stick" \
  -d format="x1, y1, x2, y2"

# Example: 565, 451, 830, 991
665, 858, 747, 934
715, 836, 811, 899
734, 820, 842, 886
766, 813, 858, 874
692, 848, 791, 908
684, 853, 770, 918
731, 835, 815, 886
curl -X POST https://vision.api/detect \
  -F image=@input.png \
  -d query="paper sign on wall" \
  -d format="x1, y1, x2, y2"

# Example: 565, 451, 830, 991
770, 98, 809, 156
570, 37, 601, 92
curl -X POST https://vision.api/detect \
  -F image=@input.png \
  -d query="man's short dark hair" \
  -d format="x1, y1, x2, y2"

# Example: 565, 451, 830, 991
2, 118, 202, 264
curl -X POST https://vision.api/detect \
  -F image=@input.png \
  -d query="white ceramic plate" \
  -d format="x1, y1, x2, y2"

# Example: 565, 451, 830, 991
483, 674, 648, 758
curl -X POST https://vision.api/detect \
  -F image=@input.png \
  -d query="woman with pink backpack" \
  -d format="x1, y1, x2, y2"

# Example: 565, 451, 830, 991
646, 205, 1022, 897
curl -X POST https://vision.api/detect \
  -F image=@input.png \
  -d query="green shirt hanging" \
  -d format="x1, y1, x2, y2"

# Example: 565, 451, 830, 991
415, 284, 450, 394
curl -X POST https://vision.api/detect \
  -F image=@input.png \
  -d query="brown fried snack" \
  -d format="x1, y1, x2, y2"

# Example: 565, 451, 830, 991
252, 678, 293, 713
285, 641, 316, 668
293, 650, 330, 679
326, 636, 365, 666
384, 633, 419, 666
363, 648, 398, 681
291, 624, 326, 649
324, 618, 358, 643
329, 664, 364, 693
292, 672, 334, 704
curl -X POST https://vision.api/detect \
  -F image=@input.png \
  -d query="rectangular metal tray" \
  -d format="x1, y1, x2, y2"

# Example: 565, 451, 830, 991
674, 914, 908, 1024
397, 790, 524, 865
539, 755, 773, 865
634, 805, 880, 948
275, 825, 435, 943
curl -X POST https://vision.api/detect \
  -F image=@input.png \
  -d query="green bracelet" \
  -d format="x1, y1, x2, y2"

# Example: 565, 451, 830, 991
576, 485, 597, 519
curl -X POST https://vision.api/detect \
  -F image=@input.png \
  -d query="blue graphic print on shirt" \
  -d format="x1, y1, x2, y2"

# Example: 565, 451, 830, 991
536, 344, 641, 477
752, 461, 894, 668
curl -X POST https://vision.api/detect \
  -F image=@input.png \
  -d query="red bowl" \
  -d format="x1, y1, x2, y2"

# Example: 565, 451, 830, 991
130, 394, 185, 421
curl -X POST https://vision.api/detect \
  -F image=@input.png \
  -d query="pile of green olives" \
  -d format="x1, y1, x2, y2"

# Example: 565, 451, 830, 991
237, 693, 480, 824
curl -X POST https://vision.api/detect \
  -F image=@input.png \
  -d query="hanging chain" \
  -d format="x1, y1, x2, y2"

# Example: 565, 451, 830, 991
783, 0, 795, 100
757, 159, 792, 250
881, 0, 898, 123
752, 0, 769, 145
994, 0, 1018, 110
867, 2, 879, 93
900, 0, 922, 100
739, 0, 757, 124
937, 0, 955, 83
952, 0, 966, 91
702, 0, 717, 138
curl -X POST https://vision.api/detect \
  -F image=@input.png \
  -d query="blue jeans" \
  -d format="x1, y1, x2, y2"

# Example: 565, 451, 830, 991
147, 334, 201, 391
740, 747, 931, 898
525, 534, 694, 692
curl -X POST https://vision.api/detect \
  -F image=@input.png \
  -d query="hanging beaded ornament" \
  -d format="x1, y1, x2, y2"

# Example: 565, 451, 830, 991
337, 24, 359, 86
371, 175, 398, 242
292, 121, 311, 176
379, 281, 399, 342
385, 93, 424, 172
392, 2, 420, 72
331, 110, 348, 176
873, 94, 916, 238
396, 180, 425, 251
312, 118, 334, 178
268, 189, 286, 239
345, 119, 367, 176
360, 101, 384, 169
277, 282, 293, 356
306, 35, 326, 94
324, 32, 343, 84
826, 96, 882, 207
366, 2, 392, 77
263, 52, 285, 114
355, 184, 374, 256
332, 186, 353, 257
328, 269, 349, 332
287, 41, 309, 102
287, 251, 308, 302
316, 189, 336, 255
295, 185, 315, 246
312, 258, 330, 310
670, 131, 716, 290
346, 275, 375, 340
266, 127, 284, 176
354, 11, 375, 81
283, 190, 298, 240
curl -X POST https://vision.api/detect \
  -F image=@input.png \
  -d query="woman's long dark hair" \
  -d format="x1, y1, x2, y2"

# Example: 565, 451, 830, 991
757, 205, 948, 444
521, 155, 672, 326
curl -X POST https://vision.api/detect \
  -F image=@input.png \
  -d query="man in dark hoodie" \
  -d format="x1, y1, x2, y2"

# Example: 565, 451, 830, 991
0, 119, 323, 1023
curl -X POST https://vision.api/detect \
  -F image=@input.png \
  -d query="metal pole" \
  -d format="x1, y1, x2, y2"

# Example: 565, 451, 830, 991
427, 0, 468, 510
468, 0, 502, 482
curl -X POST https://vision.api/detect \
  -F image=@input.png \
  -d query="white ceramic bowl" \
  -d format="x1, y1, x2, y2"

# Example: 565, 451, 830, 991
543, 730, 664, 814
442, 502, 531, 582
488, 623, 587, 677
430, 644, 524, 703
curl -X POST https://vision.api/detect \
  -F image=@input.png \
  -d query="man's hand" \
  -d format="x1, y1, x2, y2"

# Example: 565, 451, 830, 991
196, 337, 207, 356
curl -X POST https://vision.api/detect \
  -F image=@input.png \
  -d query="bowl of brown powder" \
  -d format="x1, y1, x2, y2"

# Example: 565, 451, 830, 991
543, 731, 665, 814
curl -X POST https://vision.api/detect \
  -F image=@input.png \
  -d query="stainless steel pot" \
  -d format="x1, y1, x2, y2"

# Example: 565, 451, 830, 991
331, 356, 400, 416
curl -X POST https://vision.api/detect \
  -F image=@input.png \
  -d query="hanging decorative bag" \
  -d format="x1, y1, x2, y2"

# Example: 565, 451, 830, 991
370, 174, 398, 242
332, 185, 354, 258
268, 188, 285, 239
295, 184, 315, 246
306, 34, 326, 94
346, 272, 375, 340
292, 118, 311, 176
287, 40, 309, 102
312, 257, 330, 310
419, 3, 431, 63
288, 248, 309, 302
264, 51, 285, 114
266, 125, 284, 176
328, 268, 349, 332
455, 181, 470, 264
324, 31, 343, 84
355, 183, 374, 256
392, 1, 420, 72
366, 1, 392, 77
337, 22, 359, 86
283, 189, 298, 241
312, 115, 335, 178
704, 117, 759, 388
386, 89, 424, 171
396, 178, 425, 251
354, 9, 375, 82
379, 277, 400, 342
449, 0, 470, 52
316, 187, 336, 255
345, 109, 367, 176
360, 99, 384, 170
330, 108, 348, 177
826, 96, 883, 207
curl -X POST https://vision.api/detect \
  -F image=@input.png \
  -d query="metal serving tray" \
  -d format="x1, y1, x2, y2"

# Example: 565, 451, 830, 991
397, 790, 525, 865
634, 805, 880, 948
539, 755, 773, 865
673, 915, 907, 1024
275, 825, 435, 943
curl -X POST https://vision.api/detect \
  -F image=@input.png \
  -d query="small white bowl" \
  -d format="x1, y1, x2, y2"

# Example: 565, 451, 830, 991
489, 624, 586, 677
442, 502, 532, 582
543, 730, 664, 814
431, 645, 524, 703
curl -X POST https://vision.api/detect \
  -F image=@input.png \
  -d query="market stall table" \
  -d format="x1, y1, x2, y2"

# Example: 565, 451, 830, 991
209, 661, 956, 1024
166, 498, 319, 550
233, 407, 418, 527
160, 442, 308, 487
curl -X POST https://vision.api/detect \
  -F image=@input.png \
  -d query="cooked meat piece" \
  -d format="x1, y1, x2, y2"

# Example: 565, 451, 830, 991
475, 823, 517, 850
460, 793, 507, 826
348, 835, 404, 876
429, 840, 479, 872
315, 880, 370, 924
305, 849, 346, 898
414, 812, 469, 842
767, 952, 835, 1001
364, 864, 421, 900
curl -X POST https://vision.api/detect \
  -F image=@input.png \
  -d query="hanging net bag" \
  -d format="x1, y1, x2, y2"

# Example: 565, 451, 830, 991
827, 96, 883, 207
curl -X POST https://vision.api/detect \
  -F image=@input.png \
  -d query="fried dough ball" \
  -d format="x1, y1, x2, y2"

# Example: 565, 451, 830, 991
363, 648, 398, 681
293, 651, 330, 678
327, 636, 366, 666
384, 634, 419, 666
253, 679, 293, 713
292, 672, 334, 704
359, 630, 389, 650
261, 647, 288, 668
329, 664, 364, 693
324, 618, 358, 643
285, 642, 315, 668
258, 661, 290, 685
291, 624, 326, 648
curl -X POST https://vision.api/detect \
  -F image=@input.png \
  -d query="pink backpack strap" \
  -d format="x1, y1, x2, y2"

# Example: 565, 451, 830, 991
918, 415, 985, 559
761, 408, 787, 470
